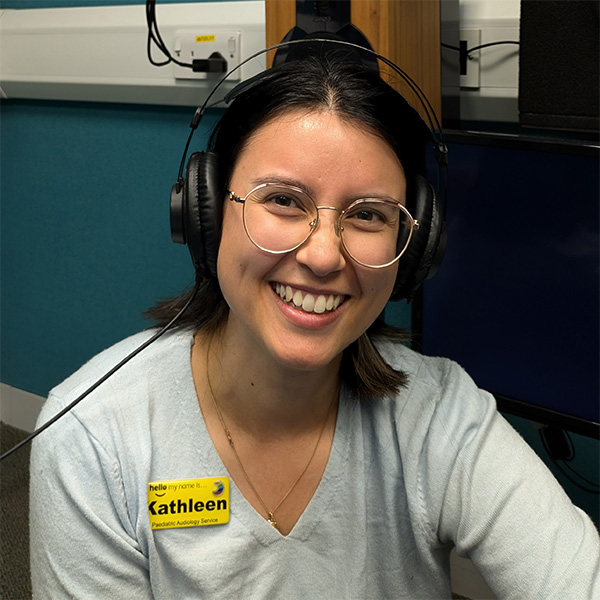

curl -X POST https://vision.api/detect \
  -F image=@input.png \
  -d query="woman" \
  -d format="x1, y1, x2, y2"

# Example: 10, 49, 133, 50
30, 54, 599, 598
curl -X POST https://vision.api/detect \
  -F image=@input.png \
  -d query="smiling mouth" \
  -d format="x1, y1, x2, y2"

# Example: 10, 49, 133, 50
273, 283, 345, 314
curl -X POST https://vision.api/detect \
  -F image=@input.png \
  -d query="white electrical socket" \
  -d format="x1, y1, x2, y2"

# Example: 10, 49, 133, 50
173, 30, 242, 81
459, 28, 481, 89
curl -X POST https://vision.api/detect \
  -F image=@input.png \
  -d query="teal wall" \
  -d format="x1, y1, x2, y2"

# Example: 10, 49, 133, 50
0, 0, 254, 395
1, 99, 221, 395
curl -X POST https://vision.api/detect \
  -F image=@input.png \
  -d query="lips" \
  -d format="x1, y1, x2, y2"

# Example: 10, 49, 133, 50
273, 283, 345, 314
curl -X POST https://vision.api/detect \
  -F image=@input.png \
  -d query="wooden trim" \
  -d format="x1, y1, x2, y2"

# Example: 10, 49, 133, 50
265, 0, 295, 68
265, 0, 442, 121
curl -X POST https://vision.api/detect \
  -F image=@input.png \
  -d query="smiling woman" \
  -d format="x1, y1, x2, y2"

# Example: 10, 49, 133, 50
147, 54, 437, 400
29, 51, 600, 598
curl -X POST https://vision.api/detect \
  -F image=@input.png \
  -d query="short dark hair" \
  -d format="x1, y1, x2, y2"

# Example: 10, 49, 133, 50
210, 52, 430, 197
146, 53, 432, 400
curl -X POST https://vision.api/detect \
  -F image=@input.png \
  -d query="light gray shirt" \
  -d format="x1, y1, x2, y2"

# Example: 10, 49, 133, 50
30, 329, 599, 598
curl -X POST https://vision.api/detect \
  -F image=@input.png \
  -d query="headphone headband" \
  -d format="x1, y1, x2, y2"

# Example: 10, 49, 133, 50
171, 38, 448, 300
176, 38, 447, 186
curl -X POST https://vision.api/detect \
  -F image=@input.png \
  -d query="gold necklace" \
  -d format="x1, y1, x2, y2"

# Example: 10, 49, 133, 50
205, 346, 337, 532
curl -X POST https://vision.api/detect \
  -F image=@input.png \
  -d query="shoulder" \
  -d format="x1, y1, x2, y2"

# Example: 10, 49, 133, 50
371, 339, 500, 455
52, 328, 193, 392
38, 328, 195, 428
376, 339, 484, 409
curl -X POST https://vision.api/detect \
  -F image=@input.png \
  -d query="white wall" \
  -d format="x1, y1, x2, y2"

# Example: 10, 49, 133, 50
458, 0, 521, 122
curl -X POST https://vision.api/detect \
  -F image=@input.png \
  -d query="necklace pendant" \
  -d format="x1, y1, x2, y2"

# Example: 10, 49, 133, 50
267, 512, 280, 532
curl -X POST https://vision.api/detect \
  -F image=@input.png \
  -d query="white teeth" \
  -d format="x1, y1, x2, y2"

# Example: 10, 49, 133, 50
293, 290, 303, 307
314, 295, 327, 314
273, 283, 344, 314
302, 294, 315, 312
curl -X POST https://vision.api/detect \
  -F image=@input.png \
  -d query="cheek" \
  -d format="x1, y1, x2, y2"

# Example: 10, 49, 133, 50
216, 205, 241, 271
364, 265, 398, 300
360, 268, 398, 320
216, 205, 279, 290
216, 205, 248, 295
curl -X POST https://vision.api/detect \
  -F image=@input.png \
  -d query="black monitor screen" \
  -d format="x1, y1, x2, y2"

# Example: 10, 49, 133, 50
420, 132, 599, 438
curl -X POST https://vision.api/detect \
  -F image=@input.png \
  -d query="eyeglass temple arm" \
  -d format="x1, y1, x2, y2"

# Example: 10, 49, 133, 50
400, 218, 420, 231
228, 191, 245, 204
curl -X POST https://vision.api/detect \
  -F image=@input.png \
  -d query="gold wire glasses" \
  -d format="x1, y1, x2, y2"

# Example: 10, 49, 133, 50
228, 183, 419, 269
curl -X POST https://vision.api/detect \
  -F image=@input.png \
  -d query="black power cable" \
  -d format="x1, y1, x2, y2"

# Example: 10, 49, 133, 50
442, 40, 520, 56
146, 0, 193, 69
146, 0, 228, 73
442, 40, 520, 77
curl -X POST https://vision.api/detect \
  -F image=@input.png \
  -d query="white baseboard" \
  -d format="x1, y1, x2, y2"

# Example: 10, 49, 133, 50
0, 383, 45, 433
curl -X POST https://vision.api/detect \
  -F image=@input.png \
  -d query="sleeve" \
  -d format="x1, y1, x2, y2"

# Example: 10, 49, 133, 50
427, 364, 600, 599
29, 394, 153, 599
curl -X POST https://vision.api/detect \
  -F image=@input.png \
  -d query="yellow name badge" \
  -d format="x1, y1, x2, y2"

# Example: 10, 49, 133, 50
148, 477, 229, 530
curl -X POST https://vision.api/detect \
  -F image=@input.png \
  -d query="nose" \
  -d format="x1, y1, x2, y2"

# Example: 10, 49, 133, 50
294, 207, 347, 276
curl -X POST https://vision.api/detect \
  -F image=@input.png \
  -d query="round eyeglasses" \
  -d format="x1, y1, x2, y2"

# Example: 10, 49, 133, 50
228, 183, 420, 269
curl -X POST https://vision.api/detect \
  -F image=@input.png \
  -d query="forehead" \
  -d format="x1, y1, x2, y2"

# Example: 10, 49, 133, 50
231, 109, 406, 197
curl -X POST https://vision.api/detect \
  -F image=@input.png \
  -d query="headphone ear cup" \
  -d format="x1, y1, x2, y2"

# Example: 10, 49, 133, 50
182, 151, 222, 278
391, 175, 444, 301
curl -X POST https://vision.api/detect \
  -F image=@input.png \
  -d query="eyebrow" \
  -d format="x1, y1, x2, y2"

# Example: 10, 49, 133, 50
249, 175, 405, 205
250, 175, 313, 195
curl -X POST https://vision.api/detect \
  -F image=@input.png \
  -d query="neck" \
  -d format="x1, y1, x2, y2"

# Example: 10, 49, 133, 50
193, 328, 341, 436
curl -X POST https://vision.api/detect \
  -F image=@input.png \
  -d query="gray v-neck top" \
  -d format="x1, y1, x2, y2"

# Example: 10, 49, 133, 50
30, 329, 600, 599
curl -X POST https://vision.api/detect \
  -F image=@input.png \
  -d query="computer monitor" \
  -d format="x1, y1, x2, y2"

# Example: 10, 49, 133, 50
418, 131, 599, 439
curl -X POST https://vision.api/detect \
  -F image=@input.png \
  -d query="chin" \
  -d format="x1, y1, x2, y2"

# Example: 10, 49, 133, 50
265, 335, 346, 375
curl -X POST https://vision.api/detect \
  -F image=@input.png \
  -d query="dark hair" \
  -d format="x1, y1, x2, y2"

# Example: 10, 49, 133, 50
210, 52, 430, 196
147, 53, 431, 400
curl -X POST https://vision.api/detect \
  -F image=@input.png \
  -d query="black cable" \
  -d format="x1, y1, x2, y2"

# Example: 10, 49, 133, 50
561, 428, 577, 462
538, 429, 600, 494
442, 40, 520, 56
468, 41, 519, 54
146, 0, 171, 66
560, 430, 600, 489
146, 0, 194, 69
0, 280, 201, 462
145, 0, 446, 166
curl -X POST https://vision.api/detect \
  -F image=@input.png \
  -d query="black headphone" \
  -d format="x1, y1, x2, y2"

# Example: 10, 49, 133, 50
170, 38, 448, 301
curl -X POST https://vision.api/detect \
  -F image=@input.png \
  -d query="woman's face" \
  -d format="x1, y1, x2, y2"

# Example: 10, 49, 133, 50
217, 109, 407, 374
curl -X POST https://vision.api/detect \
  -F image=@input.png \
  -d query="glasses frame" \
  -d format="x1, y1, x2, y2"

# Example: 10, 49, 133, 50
228, 183, 420, 269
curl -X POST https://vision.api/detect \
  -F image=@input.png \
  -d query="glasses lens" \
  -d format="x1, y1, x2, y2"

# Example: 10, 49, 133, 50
340, 200, 414, 268
243, 185, 317, 253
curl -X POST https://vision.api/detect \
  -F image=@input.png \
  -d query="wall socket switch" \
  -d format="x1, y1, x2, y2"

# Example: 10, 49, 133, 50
459, 28, 481, 89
